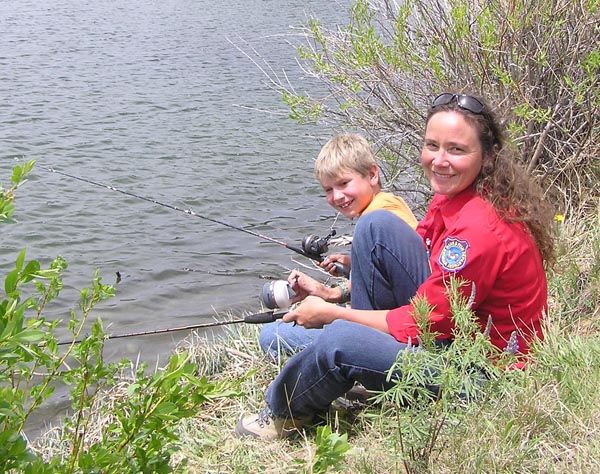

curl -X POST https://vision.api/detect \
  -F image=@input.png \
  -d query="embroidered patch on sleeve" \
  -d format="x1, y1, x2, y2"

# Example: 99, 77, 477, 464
438, 237, 469, 272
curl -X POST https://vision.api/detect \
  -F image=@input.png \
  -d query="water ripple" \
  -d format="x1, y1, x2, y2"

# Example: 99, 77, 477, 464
0, 0, 351, 374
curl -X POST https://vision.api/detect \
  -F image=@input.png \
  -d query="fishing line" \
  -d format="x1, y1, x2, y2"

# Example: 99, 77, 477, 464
43, 166, 313, 260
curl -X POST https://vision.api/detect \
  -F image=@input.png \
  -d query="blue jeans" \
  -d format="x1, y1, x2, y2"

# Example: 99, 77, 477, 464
259, 210, 430, 357
266, 320, 414, 417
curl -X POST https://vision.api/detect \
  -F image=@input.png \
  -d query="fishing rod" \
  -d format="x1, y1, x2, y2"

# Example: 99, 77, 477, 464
57, 309, 287, 346
43, 166, 349, 276
44, 167, 307, 258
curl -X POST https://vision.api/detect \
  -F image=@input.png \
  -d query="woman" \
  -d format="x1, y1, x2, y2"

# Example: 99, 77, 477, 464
235, 93, 555, 440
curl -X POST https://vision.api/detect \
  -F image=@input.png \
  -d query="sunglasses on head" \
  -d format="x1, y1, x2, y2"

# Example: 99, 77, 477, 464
431, 93, 485, 114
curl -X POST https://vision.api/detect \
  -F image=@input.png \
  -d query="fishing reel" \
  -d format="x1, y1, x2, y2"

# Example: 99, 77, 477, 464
301, 230, 336, 261
261, 229, 351, 310
261, 229, 336, 310
302, 230, 350, 278
261, 280, 296, 310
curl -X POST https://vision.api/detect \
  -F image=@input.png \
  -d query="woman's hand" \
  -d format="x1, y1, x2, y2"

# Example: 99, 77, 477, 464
282, 295, 337, 329
319, 253, 351, 276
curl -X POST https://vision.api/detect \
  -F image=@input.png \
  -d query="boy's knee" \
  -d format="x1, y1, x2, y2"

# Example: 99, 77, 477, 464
258, 321, 280, 355
259, 321, 319, 358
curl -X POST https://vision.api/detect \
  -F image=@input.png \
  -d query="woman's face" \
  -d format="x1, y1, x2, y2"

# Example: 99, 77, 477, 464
421, 111, 484, 198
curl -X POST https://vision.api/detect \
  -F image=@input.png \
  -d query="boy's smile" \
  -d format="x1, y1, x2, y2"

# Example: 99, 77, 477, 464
320, 165, 379, 219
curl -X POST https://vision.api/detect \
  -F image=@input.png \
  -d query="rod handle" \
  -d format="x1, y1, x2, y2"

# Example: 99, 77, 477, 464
243, 310, 287, 324
333, 262, 350, 278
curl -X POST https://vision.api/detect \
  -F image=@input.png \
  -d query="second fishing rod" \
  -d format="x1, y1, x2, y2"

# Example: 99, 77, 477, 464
44, 166, 350, 277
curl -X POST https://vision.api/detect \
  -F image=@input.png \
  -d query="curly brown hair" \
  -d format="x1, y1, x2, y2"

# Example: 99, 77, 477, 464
426, 93, 555, 267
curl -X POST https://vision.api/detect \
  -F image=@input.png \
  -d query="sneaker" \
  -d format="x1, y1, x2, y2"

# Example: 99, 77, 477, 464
344, 382, 372, 403
235, 406, 311, 440
331, 383, 373, 414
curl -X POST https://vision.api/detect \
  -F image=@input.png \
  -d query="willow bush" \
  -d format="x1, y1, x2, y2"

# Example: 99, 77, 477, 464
273, 0, 599, 215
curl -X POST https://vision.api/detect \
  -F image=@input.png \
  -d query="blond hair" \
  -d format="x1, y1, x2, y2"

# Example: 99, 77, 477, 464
314, 133, 379, 184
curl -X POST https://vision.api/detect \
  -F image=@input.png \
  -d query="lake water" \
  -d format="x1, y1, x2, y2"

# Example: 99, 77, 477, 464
1, 0, 354, 430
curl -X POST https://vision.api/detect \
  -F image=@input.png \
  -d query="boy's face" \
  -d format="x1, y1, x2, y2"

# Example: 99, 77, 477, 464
320, 165, 379, 219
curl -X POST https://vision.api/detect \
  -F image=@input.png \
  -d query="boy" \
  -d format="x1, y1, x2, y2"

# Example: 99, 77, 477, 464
315, 133, 417, 275
259, 133, 420, 357
315, 133, 417, 225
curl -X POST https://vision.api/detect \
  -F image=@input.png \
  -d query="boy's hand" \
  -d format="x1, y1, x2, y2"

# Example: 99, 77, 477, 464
288, 269, 339, 303
320, 253, 351, 276
282, 296, 336, 329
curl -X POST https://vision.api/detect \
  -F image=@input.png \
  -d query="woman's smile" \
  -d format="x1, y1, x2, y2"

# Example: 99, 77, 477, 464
432, 171, 455, 179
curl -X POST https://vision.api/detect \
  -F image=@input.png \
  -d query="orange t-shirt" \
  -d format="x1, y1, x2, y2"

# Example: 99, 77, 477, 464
362, 192, 418, 229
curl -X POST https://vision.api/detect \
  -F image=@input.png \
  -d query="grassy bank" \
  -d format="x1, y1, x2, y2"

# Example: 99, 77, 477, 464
31, 206, 600, 473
